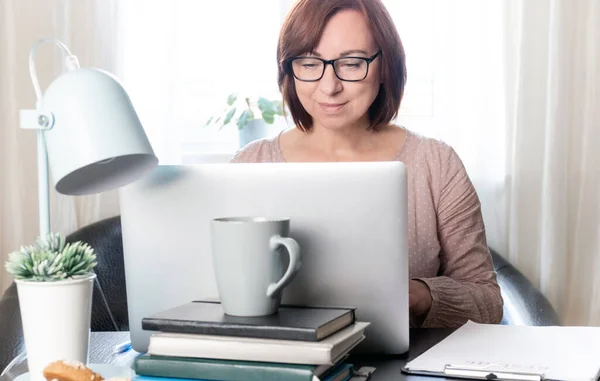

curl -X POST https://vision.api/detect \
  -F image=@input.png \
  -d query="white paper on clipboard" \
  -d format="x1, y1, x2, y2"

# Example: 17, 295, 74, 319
403, 321, 600, 381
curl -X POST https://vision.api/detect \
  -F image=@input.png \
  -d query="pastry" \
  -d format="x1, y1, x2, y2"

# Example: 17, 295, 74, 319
43, 360, 104, 381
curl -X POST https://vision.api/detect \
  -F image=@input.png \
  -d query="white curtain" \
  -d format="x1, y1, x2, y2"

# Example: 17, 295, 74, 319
0, 0, 121, 293
399, 0, 600, 326
504, 0, 600, 326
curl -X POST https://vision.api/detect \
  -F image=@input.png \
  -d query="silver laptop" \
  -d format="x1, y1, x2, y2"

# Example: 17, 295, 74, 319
119, 161, 409, 354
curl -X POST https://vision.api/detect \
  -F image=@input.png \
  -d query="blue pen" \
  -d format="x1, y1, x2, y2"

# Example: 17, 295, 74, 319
113, 341, 132, 354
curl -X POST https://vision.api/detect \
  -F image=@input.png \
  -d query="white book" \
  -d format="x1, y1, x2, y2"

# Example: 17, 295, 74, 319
148, 321, 370, 365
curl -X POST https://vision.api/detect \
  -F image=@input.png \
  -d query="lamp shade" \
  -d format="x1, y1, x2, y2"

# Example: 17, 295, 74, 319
41, 67, 158, 195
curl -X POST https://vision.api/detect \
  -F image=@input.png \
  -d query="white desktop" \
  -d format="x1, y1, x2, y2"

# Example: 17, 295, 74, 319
118, 161, 409, 354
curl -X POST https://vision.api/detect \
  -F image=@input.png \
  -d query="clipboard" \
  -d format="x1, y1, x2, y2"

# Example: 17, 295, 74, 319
402, 363, 545, 380
400, 321, 600, 381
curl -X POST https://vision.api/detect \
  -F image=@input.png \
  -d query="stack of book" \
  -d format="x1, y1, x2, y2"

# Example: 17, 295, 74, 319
132, 300, 370, 381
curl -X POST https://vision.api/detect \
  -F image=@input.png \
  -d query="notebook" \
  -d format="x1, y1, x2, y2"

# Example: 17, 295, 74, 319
403, 320, 600, 381
147, 321, 370, 365
133, 353, 349, 381
142, 300, 355, 341
132, 361, 353, 381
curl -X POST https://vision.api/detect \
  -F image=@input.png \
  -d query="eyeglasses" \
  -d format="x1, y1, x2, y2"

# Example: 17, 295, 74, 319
288, 51, 381, 82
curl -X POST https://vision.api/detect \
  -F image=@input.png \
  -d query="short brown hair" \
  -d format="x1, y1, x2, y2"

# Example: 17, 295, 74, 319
277, 0, 407, 131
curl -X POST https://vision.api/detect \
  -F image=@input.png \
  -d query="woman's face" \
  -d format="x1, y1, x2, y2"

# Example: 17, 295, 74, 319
293, 9, 381, 131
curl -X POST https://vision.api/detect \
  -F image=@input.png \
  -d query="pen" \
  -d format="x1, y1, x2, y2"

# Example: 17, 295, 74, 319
113, 341, 132, 354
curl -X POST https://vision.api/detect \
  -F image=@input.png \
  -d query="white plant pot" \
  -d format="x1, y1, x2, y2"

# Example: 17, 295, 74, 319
15, 273, 96, 381
238, 119, 270, 148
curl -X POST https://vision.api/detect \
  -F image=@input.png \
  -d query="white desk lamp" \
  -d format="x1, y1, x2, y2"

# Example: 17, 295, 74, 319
12, 38, 158, 381
19, 38, 158, 236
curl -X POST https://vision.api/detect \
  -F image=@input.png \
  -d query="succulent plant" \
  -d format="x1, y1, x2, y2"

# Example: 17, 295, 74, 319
5, 232, 97, 282
35, 231, 65, 253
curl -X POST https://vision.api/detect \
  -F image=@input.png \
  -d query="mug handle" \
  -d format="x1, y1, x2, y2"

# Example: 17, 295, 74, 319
266, 235, 301, 298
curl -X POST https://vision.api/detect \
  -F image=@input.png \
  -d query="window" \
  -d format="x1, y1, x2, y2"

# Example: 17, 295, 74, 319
117, 0, 505, 186
117, 0, 283, 163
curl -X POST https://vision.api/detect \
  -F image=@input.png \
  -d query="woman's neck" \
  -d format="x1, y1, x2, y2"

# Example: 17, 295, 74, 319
306, 118, 377, 155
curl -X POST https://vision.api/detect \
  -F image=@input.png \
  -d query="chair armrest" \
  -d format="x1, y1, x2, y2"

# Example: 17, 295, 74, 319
0, 283, 25, 374
489, 249, 561, 326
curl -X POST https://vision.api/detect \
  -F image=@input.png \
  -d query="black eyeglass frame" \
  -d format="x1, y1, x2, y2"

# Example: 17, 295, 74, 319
286, 50, 382, 82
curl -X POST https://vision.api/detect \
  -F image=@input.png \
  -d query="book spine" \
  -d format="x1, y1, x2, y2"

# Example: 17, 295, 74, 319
142, 319, 318, 341
134, 356, 314, 381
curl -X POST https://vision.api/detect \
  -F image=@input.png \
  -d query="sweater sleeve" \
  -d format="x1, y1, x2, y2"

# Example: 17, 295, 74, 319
415, 145, 504, 327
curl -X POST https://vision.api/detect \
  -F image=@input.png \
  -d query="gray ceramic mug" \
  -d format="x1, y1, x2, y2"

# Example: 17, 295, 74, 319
210, 217, 301, 317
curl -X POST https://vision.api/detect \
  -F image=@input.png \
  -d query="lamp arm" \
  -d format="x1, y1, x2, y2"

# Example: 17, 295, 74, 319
26, 38, 79, 237
28, 38, 79, 102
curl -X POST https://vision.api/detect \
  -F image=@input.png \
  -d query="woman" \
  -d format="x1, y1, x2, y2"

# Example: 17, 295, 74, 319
231, 0, 503, 328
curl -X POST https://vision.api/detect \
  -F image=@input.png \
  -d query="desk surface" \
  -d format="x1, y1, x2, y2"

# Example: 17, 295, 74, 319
1, 328, 456, 381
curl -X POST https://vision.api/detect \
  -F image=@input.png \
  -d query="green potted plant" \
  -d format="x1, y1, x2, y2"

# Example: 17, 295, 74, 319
204, 93, 285, 147
4, 232, 98, 381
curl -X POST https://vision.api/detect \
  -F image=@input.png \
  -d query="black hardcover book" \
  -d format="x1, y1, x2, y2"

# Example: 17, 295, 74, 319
142, 300, 356, 341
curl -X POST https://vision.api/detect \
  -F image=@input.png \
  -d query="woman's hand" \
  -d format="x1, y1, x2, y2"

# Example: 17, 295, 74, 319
409, 279, 433, 321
